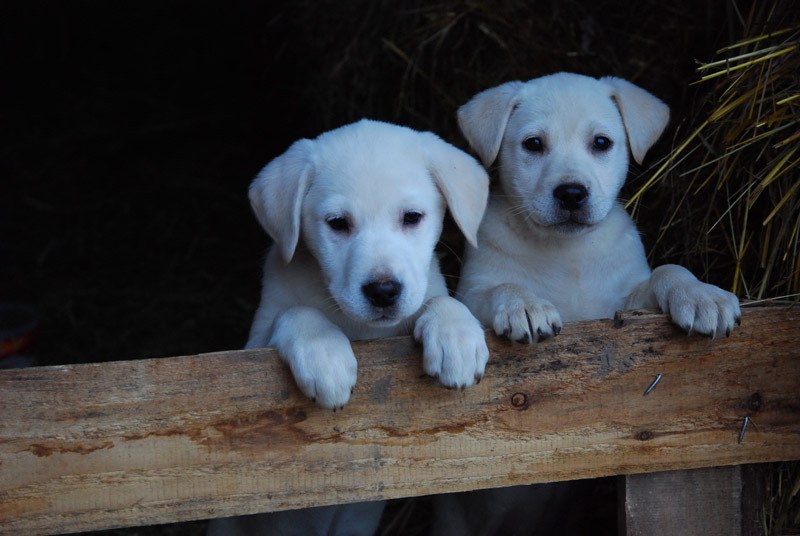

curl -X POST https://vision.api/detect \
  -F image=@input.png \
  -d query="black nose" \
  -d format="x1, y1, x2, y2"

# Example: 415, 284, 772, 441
362, 280, 402, 308
553, 183, 588, 211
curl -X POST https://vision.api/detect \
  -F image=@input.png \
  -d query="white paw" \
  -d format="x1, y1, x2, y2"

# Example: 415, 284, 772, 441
490, 285, 562, 344
662, 281, 741, 338
414, 296, 490, 389
270, 312, 357, 410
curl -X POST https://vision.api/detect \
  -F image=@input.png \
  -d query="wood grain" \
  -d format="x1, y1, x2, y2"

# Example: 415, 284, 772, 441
1, 306, 798, 535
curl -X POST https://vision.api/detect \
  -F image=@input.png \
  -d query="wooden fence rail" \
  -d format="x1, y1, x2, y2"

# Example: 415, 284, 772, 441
1, 306, 798, 535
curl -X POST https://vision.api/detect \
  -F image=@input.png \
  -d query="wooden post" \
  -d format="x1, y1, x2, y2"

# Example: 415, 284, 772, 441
622, 466, 744, 536
1, 307, 798, 535
621, 463, 769, 536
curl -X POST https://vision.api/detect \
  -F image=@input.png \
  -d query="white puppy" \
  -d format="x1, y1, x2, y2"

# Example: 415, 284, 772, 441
430, 73, 742, 535
248, 119, 490, 408
208, 119, 489, 536
457, 72, 741, 343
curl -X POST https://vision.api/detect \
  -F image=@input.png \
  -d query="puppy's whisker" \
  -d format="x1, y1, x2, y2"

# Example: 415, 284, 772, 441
506, 203, 537, 225
507, 206, 530, 218
400, 316, 415, 335
488, 191, 516, 199
450, 287, 470, 301
504, 199, 528, 213
436, 239, 464, 264
320, 296, 344, 315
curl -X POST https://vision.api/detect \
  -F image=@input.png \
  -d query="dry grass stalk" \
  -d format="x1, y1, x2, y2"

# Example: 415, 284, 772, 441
628, 1, 800, 301
764, 461, 800, 536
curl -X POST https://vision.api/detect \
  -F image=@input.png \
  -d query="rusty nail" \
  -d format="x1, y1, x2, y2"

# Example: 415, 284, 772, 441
738, 416, 749, 444
643, 374, 662, 396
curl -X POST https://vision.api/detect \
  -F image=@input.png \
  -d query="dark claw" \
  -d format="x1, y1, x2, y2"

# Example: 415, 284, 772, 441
517, 333, 531, 344
460, 383, 466, 391
536, 328, 550, 343
552, 324, 561, 336
726, 327, 731, 338
475, 374, 483, 385
502, 328, 511, 339
311, 397, 316, 403
351, 387, 354, 394
736, 316, 742, 326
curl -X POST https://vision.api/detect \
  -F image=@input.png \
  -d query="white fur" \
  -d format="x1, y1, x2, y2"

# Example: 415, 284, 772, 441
208, 120, 490, 536
457, 72, 741, 340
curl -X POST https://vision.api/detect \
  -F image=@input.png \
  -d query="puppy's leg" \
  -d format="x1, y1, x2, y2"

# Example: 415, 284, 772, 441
625, 265, 741, 338
414, 295, 490, 389
269, 306, 358, 409
464, 283, 562, 344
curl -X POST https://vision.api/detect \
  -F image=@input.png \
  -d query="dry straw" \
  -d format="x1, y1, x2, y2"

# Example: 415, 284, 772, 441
627, 1, 800, 302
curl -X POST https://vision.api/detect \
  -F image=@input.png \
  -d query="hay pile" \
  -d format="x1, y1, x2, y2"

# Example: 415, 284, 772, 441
290, 0, 723, 137
629, 0, 800, 302
766, 461, 800, 535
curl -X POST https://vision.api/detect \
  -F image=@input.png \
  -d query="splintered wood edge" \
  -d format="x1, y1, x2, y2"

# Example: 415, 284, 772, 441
0, 306, 798, 535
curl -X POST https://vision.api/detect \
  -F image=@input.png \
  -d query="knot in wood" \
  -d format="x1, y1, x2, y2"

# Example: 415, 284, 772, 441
638, 430, 653, 441
511, 392, 528, 408
747, 392, 762, 412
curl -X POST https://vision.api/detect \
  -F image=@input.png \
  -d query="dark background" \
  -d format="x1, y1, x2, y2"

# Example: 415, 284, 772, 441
0, 1, 755, 534
1, 0, 734, 368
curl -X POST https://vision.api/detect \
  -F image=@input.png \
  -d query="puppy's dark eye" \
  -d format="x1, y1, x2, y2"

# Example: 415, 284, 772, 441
523, 137, 544, 153
326, 216, 350, 233
593, 136, 613, 152
403, 211, 423, 226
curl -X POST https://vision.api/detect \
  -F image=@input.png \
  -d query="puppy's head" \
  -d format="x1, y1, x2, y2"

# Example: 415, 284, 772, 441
458, 73, 669, 235
249, 119, 488, 326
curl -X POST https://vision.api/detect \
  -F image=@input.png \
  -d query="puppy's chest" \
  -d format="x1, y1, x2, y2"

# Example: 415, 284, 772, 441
338, 318, 411, 341
517, 253, 628, 322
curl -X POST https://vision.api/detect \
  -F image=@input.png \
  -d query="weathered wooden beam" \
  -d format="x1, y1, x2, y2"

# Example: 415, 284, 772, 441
1, 307, 798, 535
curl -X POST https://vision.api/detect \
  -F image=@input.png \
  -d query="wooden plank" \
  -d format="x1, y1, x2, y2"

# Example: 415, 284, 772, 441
0, 306, 798, 535
621, 462, 769, 535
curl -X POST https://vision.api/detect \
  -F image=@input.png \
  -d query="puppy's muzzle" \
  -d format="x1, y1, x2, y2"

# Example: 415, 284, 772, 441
362, 279, 403, 308
553, 183, 588, 212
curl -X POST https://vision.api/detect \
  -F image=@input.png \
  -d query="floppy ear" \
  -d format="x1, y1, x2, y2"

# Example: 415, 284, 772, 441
457, 81, 525, 167
248, 139, 315, 263
421, 132, 490, 248
601, 76, 670, 165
